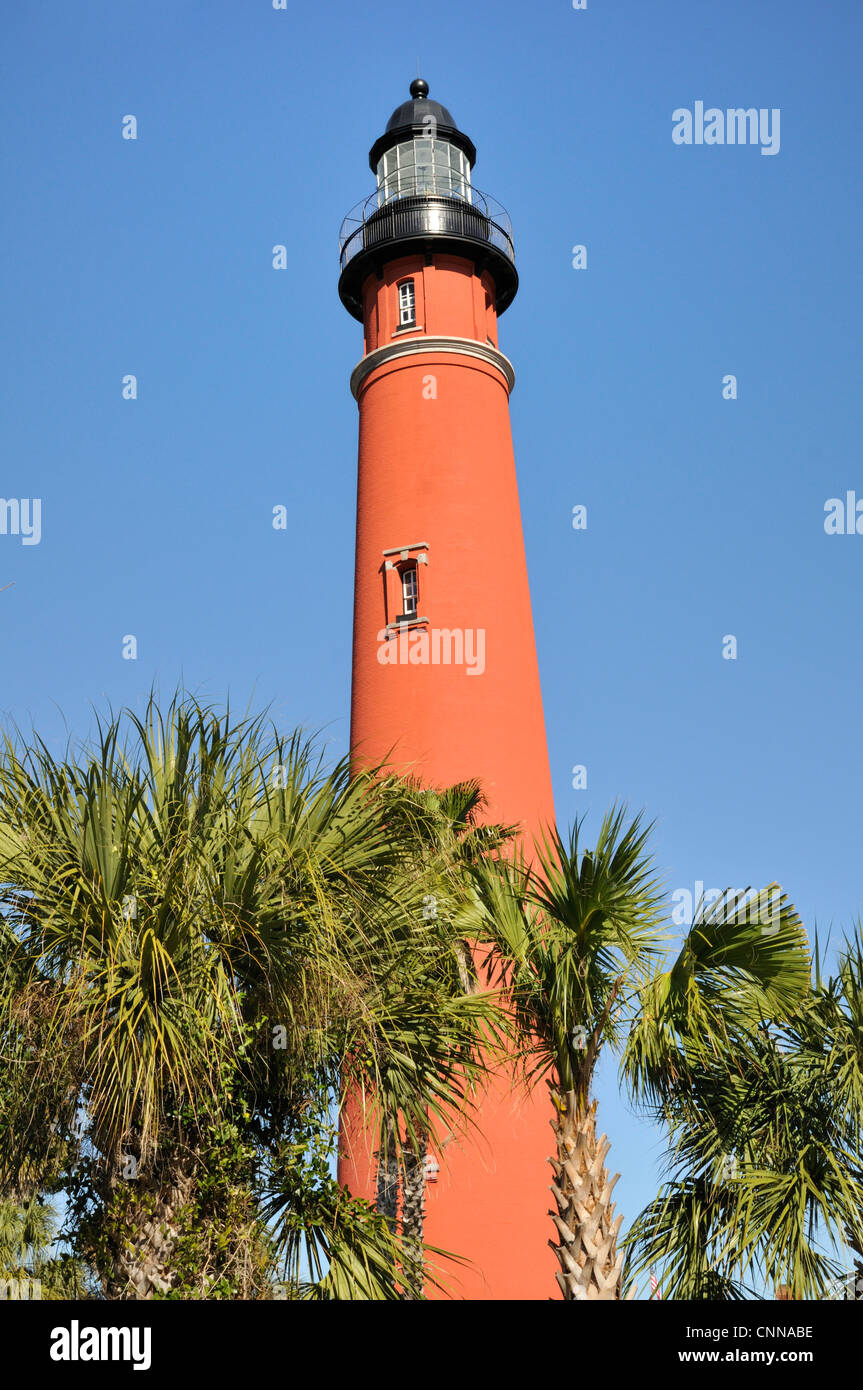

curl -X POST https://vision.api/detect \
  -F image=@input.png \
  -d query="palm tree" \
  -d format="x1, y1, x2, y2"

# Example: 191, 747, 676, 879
0, 692, 504, 1299
621, 888, 836, 1300
475, 808, 664, 1299
0, 1197, 88, 1299
477, 818, 813, 1301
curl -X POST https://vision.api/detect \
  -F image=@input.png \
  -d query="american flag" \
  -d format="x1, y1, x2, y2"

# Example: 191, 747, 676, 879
649, 1270, 661, 1299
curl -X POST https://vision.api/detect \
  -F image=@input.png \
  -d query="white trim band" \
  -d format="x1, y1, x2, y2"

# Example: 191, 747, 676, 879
350, 335, 515, 399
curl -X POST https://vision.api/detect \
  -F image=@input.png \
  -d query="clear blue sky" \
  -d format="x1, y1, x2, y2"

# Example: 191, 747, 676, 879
2, 0, 862, 1268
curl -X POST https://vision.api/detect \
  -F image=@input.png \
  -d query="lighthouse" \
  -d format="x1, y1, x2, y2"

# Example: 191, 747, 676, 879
337, 78, 556, 1300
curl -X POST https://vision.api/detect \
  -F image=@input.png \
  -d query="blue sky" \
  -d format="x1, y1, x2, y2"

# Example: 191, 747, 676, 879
2, 0, 862, 1275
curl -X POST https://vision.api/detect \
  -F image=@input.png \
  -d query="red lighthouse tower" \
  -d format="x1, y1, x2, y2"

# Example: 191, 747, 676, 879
337, 78, 556, 1299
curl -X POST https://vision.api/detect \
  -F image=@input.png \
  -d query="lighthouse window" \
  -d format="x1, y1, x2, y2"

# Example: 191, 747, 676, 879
449, 145, 472, 201
414, 137, 434, 193
401, 565, 418, 617
397, 280, 416, 328
376, 141, 472, 202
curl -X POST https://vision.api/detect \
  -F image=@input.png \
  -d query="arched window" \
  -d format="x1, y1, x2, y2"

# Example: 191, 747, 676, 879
398, 279, 416, 328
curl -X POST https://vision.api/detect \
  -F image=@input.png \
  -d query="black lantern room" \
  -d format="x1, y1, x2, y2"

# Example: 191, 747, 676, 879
338, 78, 518, 322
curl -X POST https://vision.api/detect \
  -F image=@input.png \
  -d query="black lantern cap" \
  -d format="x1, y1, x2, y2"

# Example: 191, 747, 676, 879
368, 78, 477, 172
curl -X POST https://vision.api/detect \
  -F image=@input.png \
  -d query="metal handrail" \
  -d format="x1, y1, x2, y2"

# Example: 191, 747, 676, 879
339, 179, 515, 271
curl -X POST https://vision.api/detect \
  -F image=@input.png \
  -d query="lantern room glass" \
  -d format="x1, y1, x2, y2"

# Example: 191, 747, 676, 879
376, 140, 472, 205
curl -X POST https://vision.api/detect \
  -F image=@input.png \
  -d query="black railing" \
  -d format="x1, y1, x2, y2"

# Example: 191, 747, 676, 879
339, 183, 515, 272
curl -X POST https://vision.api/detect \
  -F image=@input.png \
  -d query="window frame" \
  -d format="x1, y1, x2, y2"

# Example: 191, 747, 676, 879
400, 563, 419, 618
397, 278, 417, 329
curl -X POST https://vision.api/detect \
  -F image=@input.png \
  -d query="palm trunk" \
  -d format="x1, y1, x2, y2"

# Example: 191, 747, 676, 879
104, 1166, 196, 1299
846, 1224, 863, 1298
548, 1091, 632, 1300
375, 1118, 400, 1234
401, 1131, 427, 1299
